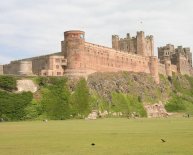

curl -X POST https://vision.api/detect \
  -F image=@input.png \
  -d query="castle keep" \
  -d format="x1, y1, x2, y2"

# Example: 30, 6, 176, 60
1, 30, 193, 83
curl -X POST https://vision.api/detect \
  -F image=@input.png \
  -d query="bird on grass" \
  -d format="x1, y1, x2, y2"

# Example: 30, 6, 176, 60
161, 139, 166, 143
91, 143, 95, 146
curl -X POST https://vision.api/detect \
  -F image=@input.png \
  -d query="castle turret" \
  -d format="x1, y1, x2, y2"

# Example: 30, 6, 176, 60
18, 61, 33, 75
147, 35, 154, 56
112, 35, 119, 50
64, 30, 85, 69
164, 59, 172, 77
149, 56, 159, 84
137, 31, 146, 56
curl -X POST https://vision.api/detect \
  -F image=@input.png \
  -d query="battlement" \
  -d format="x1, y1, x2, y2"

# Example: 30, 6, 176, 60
112, 31, 154, 57
158, 44, 192, 75
2, 30, 193, 84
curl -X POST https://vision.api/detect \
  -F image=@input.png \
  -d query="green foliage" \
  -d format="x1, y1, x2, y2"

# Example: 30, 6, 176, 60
89, 92, 109, 112
41, 78, 70, 120
0, 91, 33, 120
184, 75, 193, 95
24, 99, 43, 120
165, 95, 186, 112
0, 75, 17, 91
165, 75, 193, 114
111, 93, 147, 117
70, 78, 91, 117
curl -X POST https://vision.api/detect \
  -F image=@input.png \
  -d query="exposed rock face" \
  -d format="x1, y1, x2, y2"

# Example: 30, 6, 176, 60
87, 72, 171, 103
17, 80, 38, 93
87, 110, 98, 120
144, 102, 169, 118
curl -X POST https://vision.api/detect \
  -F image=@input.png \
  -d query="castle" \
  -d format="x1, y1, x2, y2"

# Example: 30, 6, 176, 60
1, 30, 192, 84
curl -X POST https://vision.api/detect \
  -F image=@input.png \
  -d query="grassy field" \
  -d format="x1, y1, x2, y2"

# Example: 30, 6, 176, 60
0, 118, 193, 155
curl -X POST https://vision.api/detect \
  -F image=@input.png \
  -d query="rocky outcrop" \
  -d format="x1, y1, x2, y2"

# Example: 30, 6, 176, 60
87, 72, 171, 103
86, 110, 98, 120
17, 80, 38, 93
144, 102, 170, 118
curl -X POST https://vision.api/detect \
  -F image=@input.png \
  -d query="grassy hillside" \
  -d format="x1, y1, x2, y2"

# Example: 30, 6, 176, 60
1, 72, 193, 121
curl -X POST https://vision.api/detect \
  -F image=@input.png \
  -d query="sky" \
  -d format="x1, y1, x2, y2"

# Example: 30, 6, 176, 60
0, 0, 193, 64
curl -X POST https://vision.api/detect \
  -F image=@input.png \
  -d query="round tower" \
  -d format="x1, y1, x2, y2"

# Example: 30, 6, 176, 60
137, 31, 146, 56
112, 35, 119, 50
149, 56, 159, 84
164, 59, 172, 77
64, 30, 85, 69
18, 61, 33, 75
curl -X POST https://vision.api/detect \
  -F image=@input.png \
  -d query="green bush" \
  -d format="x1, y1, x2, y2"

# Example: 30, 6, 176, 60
70, 78, 91, 117
41, 77, 71, 120
24, 99, 43, 120
165, 95, 186, 112
111, 93, 147, 117
0, 91, 33, 120
0, 75, 17, 91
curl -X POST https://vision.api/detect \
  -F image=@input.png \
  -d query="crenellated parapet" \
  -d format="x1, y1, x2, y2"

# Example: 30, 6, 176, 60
2, 30, 193, 84
158, 44, 192, 76
112, 31, 154, 57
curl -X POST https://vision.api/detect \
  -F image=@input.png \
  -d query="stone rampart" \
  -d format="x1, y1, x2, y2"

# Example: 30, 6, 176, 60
0, 65, 3, 75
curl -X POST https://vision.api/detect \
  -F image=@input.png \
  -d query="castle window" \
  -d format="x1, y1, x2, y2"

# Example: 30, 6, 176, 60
80, 34, 84, 39
62, 60, 66, 63
56, 65, 60, 69
55, 59, 60, 63
57, 72, 61, 75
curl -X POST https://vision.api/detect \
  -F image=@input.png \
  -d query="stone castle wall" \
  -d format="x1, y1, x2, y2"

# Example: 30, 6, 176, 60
0, 65, 3, 75
83, 42, 151, 73
112, 31, 153, 57
3, 53, 67, 76
2, 30, 192, 83
158, 63, 166, 75
62, 30, 159, 83
158, 44, 192, 76
3, 61, 21, 75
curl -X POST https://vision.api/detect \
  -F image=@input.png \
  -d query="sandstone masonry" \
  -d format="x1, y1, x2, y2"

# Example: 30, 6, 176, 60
1, 30, 193, 84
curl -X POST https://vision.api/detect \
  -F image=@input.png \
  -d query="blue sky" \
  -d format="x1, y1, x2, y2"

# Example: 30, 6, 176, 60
0, 0, 193, 64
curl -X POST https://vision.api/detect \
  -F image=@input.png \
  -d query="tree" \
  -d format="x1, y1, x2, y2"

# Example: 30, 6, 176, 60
41, 78, 70, 120
0, 91, 33, 120
0, 75, 17, 91
71, 78, 90, 117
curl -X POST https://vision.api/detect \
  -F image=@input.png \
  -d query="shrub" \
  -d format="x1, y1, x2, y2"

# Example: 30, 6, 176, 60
70, 78, 91, 117
0, 91, 33, 120
24, 99, 43, 120
111, 93, 147, 117
165, 95, 186, 112
41, 77, 71, 120
0, 75, 17, 91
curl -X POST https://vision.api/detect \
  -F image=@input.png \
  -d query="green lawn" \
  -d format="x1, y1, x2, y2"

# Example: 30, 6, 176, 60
0, 118, 193, 155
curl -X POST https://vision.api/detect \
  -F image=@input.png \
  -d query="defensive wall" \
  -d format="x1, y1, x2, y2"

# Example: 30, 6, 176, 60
1, 30, 193, 84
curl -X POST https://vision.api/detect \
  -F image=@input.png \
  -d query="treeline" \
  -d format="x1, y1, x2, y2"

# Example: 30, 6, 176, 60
0, 75, 33, 121
0, 76, 91, 121
0, 75, 147, 121
4, 74, 193, 121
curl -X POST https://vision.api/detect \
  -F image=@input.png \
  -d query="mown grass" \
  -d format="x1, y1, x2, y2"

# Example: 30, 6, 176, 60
0, 118, 193, 155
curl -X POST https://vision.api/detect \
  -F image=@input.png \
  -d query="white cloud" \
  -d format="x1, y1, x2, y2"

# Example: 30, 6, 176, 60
0, 0, 193, 63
